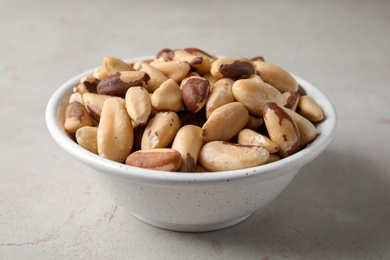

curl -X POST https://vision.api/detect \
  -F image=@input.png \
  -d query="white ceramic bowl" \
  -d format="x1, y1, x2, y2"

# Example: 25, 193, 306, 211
46, 58, 337, 232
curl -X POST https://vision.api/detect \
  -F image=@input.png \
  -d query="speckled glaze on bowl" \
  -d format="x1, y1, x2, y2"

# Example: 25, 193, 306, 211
45, 57, 337, 232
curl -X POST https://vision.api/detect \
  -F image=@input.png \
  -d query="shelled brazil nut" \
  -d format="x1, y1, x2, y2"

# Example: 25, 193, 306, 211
64, 47, 325, 172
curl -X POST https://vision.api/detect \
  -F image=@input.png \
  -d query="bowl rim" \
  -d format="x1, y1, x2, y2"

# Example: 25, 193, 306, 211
45, 56, 337, 185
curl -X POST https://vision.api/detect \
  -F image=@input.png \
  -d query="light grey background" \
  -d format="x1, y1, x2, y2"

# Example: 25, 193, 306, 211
1, 0, 389, 259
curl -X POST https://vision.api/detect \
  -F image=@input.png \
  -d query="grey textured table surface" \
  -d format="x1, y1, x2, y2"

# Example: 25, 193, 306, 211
1, 0, 389, 259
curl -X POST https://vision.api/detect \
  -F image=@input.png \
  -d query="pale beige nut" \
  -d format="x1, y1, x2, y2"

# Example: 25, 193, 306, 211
202, 72, 218, 88
298, 95, 325, 122
97, 98, 134, 162
75, 126, 98, 154
180, 76, 210, 113
149, 60, 191, 83
205, 78, 235, 118
151, 79, 183, 112
281, 106, 317, 148
125, 86, 152, 126
232, 75, 283, 116
237, 128, 279, 153
252, 60, 299, 93
93, 66, 108, 80
133, 61, 168, 92
103, 56, 134, 75
210, 56, 256, 79
167, 49, 211, 75
125, 148, 181, 172
263, 102, 300, 158
171, 125, 203, 172
202, 102, 248, 142
83, 93, 125, 122
141, 111, 180, 150
245, 115, 264, 130
282, 91, 300, 111
64, 101, 94, 133
97, 71, 150, 97
198, 141, 270, 172
69, 92, 84, 104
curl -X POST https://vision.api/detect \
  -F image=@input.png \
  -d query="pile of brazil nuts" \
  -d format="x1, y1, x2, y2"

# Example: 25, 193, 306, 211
64, 48, 325, 172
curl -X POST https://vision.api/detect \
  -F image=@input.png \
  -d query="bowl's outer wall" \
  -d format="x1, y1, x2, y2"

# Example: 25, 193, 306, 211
90, 167, 299, 232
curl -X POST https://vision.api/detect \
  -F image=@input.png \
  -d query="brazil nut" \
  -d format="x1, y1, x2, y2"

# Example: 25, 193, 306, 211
263, 102, 300, 158
210, 56, 256, 79
202, 102, 248, 142
64, 101, 94, 133
180, 76, 210, 113
125, 86, 152, 126
141, 111, 180, 150
298, 95, 325, 122
125, 148, 181, 171
97, 98, 134, 162
252, 60, 299, 93
237, 128, 279, 153
75, 126, 98, 154
151, 79, 183, 112
205, 78, 235, 118
232, 75, 283, 116
171, 125, 203, 172
198, 141, 269, 172
97, 71, 150, 97
103, 56, 134, 75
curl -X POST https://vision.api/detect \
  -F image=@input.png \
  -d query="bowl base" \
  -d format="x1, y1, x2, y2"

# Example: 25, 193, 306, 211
130, 212, 252, 233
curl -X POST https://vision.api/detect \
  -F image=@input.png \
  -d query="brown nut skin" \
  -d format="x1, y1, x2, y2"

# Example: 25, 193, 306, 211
96, 71, 150, 97
282, 91, 300, 111
64, 101, 94, 133
252, 60, 299, 93
180, 76, 210, 113
198, 141, 270, 172
202, 102, 249, 142
125, 148, 182, 172
75, 126, 98, 154
232, 75, 283, 116
74, 75, 99, 94
103, 56, 134, 75
263, 102, 300, 158
141, 111, 180, 150
210, 56, 256, 79
298, 95, 325, 122
171, 125, 204, 172
97, 98, 134, 162
151, 79, 183, 112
